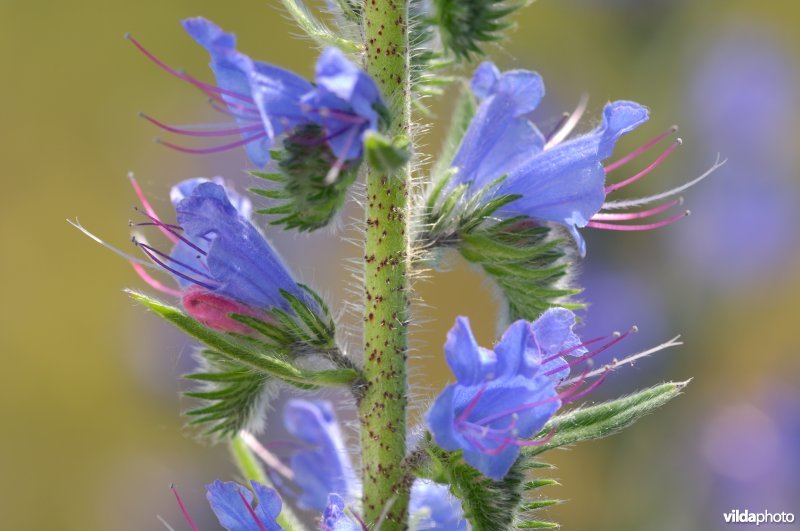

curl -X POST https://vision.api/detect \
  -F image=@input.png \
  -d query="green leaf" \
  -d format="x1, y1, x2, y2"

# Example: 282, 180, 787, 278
251, 124, 359, 232
364, 131, 411, 173
424, 448, 525, 531
431, 0, 528, 60
432, 82, 477, 180
127, 290, 359, 389
278, 0, 360, 52
524, 381, 688, 458
184, 350, 271, 437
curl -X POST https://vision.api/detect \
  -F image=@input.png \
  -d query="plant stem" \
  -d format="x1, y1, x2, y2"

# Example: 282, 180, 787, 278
359, 0, 411, 528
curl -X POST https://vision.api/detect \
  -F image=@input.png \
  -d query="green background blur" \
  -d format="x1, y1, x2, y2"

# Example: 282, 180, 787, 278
2, 0, 799, 529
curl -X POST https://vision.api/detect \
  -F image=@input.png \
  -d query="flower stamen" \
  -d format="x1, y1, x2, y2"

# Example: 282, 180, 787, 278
604, 125, 679, 173
170, 484, 199, 531
586, 210, 690, 231
605, 138, 682, 194
155, 132, 268, 155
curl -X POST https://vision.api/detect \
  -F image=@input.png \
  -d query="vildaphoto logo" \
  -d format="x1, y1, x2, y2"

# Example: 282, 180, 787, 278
723, 509, 795, 526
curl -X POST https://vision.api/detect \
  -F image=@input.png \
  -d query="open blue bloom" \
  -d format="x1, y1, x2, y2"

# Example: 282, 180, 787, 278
283, 399, 358, 511
446, 62, 705, 256
206, 480, 284, 531
426, 316, 562, 480
322, 494, 361, 531
132, 18, 384, 172
410, 479, 468, 530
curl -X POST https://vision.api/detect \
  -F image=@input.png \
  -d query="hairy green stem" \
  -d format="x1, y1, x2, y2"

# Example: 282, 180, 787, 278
359, 0, 411, 528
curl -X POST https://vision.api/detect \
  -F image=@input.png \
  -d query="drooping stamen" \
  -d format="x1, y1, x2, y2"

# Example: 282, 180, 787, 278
170, 484, 199, 531
240, 431, 296, 481
563, 369, 611, 405
586, 210, 690, 231
156, 132, 268, 155
456, 383, 488, 425
513, 426, 557, 447
605, 139, 682, 194
543, 92, 589, 149
592, 198, 683, 221
209, 99, 261, 118
133, 207, 206, 256
545, 327, 636, 377
325, 127, 359, 184
140, 113, 263, 137
128, 173, 177, 243
135, 241, 219, 290
125, 34, 255, 106
604, 125, 679, 173
539, 334, 610, 365
602, 155, 726, 210
237, 491, 267, 531
131, 261, 182, 297
463, 431, 514, 455
469, 381, 575, 427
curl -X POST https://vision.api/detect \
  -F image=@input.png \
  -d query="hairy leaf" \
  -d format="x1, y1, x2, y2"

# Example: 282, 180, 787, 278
278, 0, 360, 52
251, 124, 358, 231
525, 381, 689, 457
431, 0, 528, 60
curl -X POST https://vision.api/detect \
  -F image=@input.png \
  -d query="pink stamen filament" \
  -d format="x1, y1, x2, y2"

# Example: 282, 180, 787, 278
456, 383, 488, 425
128, 173, 177, 243
140, 113, 263, 137
592, 198, 682, 221
126, 34, 255, 106
157, 132, 267, 155
586, 210, 690, 231
604, 125, 679, 173
545, 328, 635, 377
131, 261, 182, 297
237, 491, 267, 531
133, 207, 206, 255
471, 376, 583, 428
463, 432, 514, 455
513, 426, 557, 447
605, 139, 682, 194
170, 484, 199, 531
563, 368, 610, 404
209, 99, 261, 118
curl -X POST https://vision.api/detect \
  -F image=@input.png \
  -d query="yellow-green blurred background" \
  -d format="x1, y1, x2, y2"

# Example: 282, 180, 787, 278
2, 0, 799, 529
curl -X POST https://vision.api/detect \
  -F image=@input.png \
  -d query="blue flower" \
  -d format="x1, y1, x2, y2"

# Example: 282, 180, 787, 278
446, 62, 705, 257
322, 494, 361, 531
206, 480, 284, 531
282, 399, 358, 511
131, 18, 384, 172
279, 399, 465, 526
410, 479, 468, 530
426, 316, 562, 480
126, 178, 312, 331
